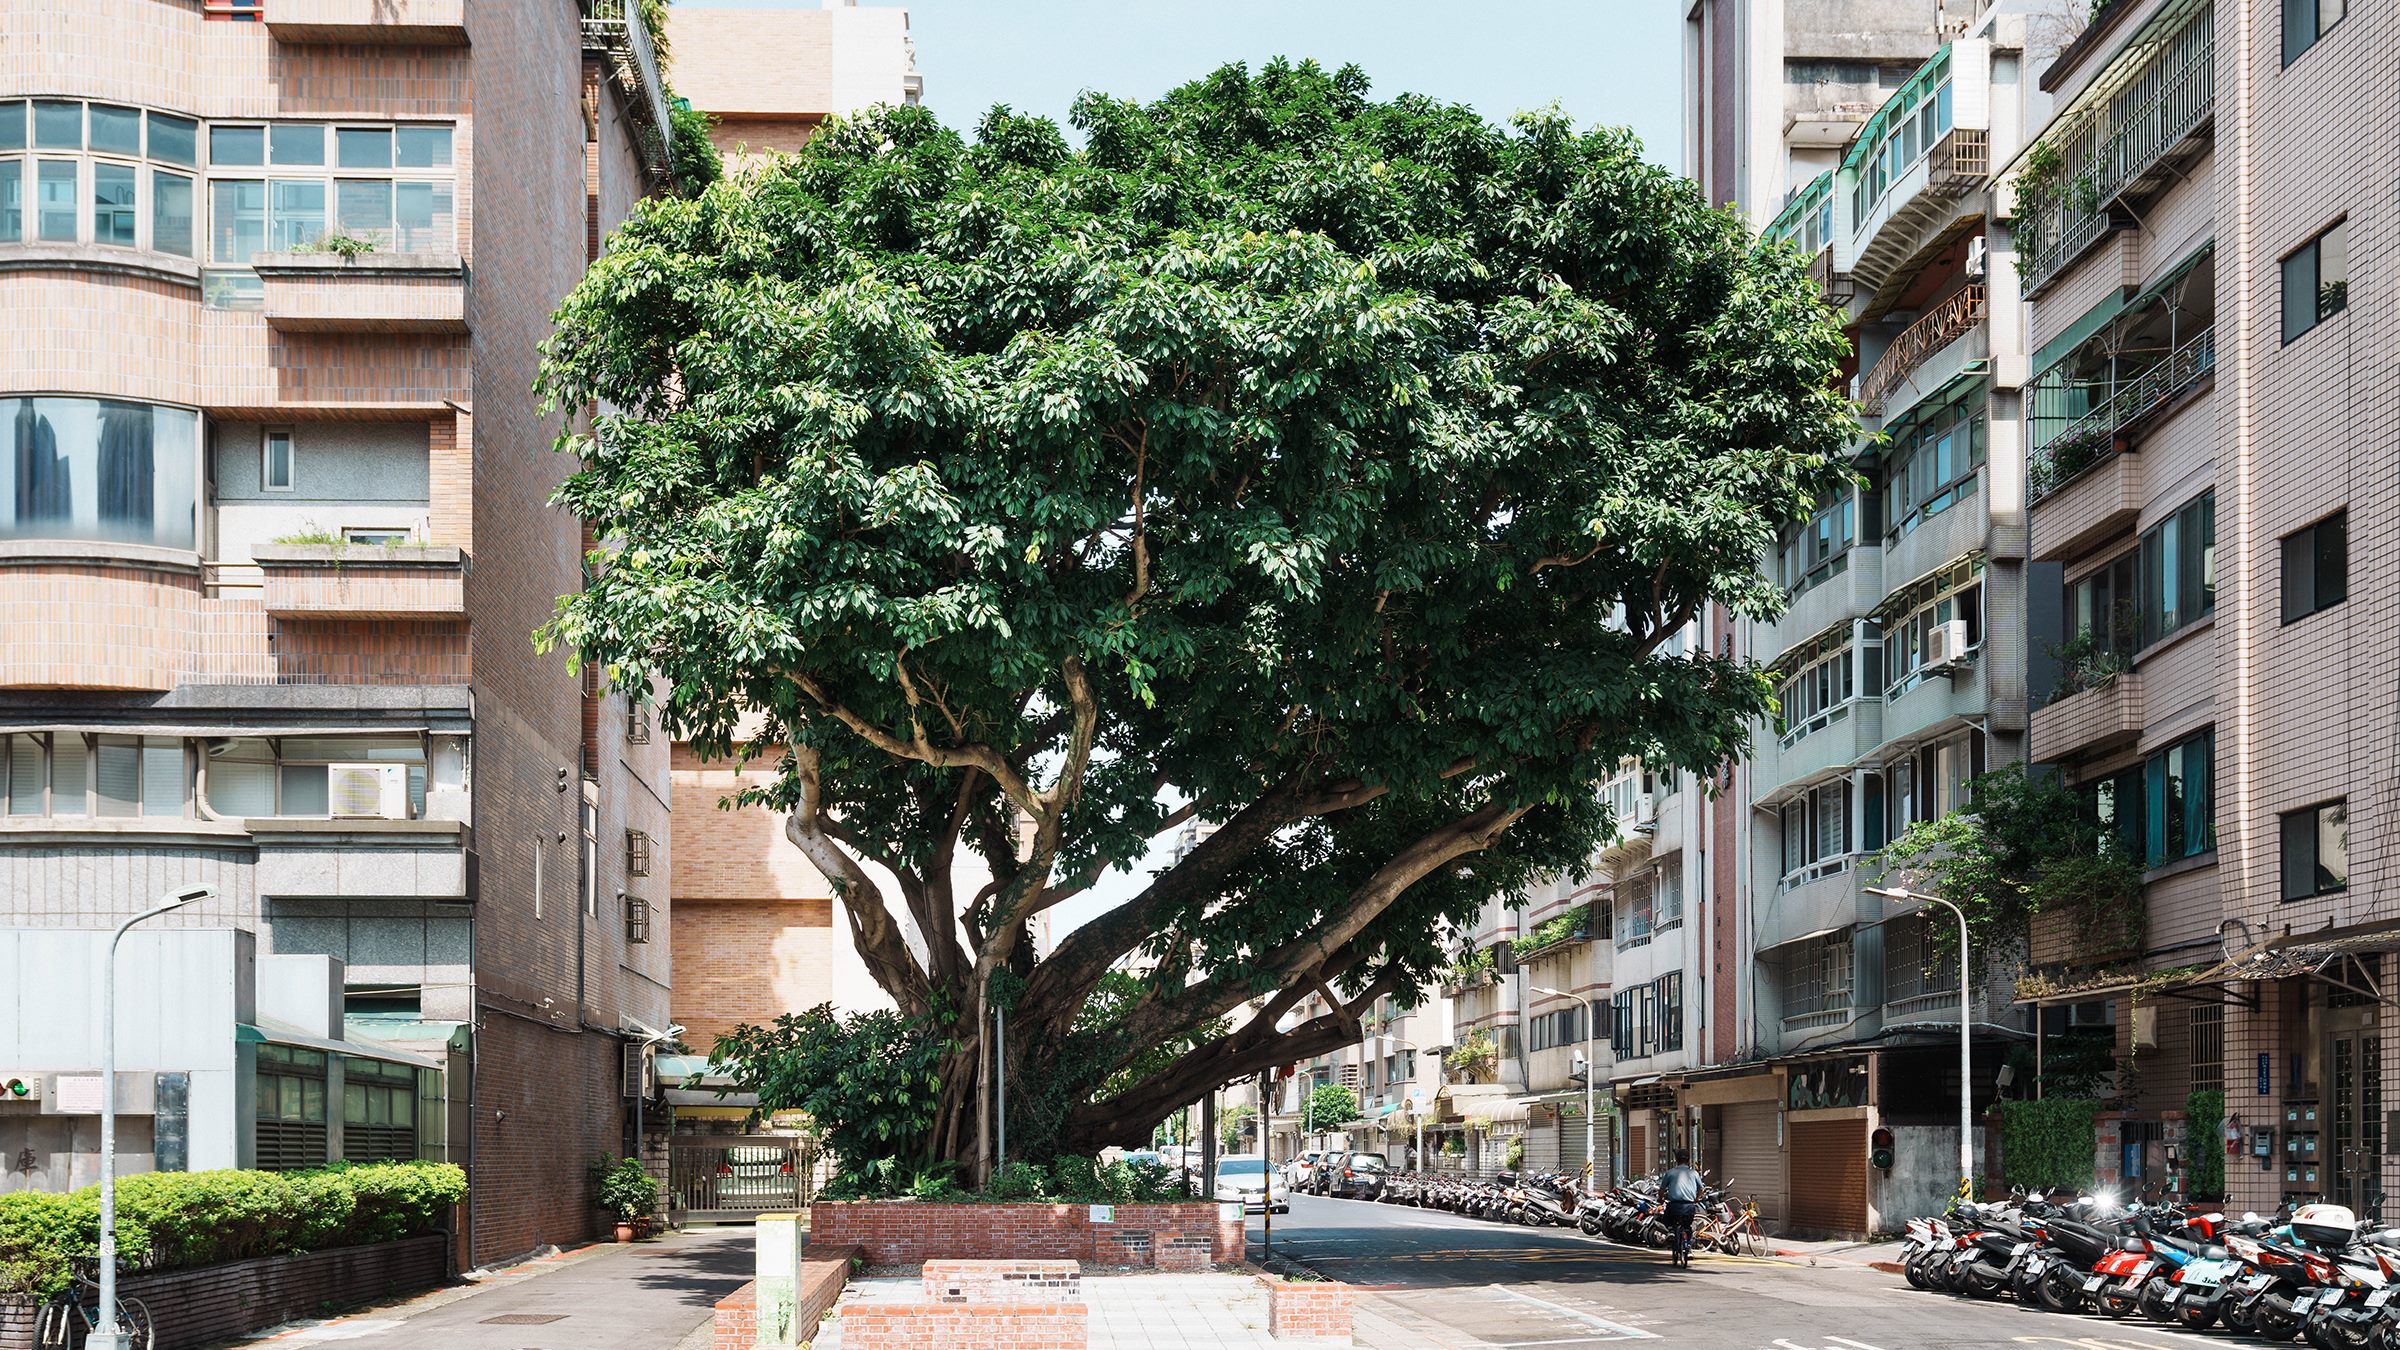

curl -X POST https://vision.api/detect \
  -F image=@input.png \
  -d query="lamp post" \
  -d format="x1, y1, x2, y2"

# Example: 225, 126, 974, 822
1533, 985, 1601, 1189
1867, 884, 1973, 1201
92, 885, 217, 1350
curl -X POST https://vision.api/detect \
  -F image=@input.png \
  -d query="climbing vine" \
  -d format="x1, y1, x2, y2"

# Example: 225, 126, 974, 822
1997, 1098, 2101, 1192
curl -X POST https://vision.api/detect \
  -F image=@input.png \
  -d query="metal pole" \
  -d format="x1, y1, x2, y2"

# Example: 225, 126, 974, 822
1581, 994, 1598, 1189
1258, 1070, 1273, 1263
994, 1004, 1007, 1177
1949, 895, 1973, 1200
93, 886, 212, 1350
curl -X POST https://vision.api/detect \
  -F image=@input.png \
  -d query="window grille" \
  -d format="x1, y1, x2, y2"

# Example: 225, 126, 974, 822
625, 828, 652, 877
624, 895, 652, 944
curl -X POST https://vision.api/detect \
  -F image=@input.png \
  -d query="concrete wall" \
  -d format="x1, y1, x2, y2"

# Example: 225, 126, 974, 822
1874, 1122, 1987, 1229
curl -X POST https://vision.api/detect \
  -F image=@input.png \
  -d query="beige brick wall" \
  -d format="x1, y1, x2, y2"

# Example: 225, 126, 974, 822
672, 897, 834, 1050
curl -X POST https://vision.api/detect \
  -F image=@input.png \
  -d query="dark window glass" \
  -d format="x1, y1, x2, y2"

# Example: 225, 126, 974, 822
336, 126, 392, 169
0, 101, 23, 152
148, 113, 197, 167
88, 104, 140, 156
92, 161, 136, 246
2283, 510, 2348, 623
270, 124, 325, 166
2284, 0, 2346, 63
394, 125, 452, 168
2281, 800, 2349, 900
2137, 490, 2215, 646
2283, 220, 2350, 342
210, 125, 265, 167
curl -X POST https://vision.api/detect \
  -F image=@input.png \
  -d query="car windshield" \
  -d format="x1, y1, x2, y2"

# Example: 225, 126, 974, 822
1350, 1155, 1387, 1170
1219, 1158, 1266, 1178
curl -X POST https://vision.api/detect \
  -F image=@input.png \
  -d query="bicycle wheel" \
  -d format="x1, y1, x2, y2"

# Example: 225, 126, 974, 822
119, 1295, 154, 1350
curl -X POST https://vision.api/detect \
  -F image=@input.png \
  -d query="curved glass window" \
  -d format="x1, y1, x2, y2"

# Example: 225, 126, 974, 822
2, 396, 199, 549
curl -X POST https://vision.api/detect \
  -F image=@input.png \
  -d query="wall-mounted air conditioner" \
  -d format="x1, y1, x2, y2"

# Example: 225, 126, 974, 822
327, 764, 409, 819
1925, 619, 1971, 666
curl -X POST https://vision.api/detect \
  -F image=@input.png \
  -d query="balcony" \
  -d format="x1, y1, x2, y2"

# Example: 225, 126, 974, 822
251, 818, 476, 903
255, 544, 466, 619
1759, 700, 1882, 804
2028, 324, 2213, 508
266, 0, 468, 43
254, 254, 467, 335
583, 0, 676, 182
2031, 672, 2142, 763
2018, 3, 2214, 294
1859, 285, 1987, 418
1809, 247, 1854, 307
1852, 127, 1990, 295
2030, 443, 2141, 563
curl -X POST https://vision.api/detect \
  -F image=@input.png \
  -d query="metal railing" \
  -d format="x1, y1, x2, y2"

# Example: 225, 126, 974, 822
1926, 126, 1990, 195
2019, 5, 2213, 293
581, 0, 676, 179
670, 1136, 829, 1220
2028, 323, 2214, 501
1858, 284, 1986, 417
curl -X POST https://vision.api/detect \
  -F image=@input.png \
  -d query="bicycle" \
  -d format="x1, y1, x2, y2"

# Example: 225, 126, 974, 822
1697, 1196, 1768, 1258
36, 1258, 153, 1350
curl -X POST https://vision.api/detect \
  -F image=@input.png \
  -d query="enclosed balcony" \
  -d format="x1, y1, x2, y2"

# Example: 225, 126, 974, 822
2016, 0, 2213, 295
1841, 40, 2000, 301
266, 0, 468, 44
1859, 283, 1987, 419
255, 254, 467, 335
256, 544, 465, 619
2030, 671, 2143, 763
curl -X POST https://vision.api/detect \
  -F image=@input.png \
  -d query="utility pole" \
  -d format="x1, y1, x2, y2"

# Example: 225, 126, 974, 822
1533, 985, 1601, 1187
1870, 886, 1975, 1200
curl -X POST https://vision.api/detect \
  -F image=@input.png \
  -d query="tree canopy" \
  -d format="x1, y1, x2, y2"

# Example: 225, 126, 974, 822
538, 58, 1853, 1170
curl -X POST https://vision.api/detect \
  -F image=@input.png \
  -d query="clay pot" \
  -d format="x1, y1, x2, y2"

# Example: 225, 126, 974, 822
614, 1222, 636, 1243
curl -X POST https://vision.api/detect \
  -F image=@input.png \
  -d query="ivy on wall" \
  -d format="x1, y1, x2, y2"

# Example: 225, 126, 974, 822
2184, 1089, 2225, 1199
1997, 1097, 2100, 1193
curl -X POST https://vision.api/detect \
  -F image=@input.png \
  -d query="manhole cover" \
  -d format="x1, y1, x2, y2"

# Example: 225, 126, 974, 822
481, 1314, 567, 1325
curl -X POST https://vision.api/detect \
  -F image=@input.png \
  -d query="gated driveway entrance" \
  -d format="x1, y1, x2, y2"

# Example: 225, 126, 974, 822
669, 1135, 828, 1222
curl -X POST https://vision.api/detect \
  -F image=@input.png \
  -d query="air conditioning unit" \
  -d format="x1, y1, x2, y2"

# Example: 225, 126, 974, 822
2130, 1004, 2160, 1051
621, 1041, 654, 1100
1925, 618, 1971, 666
327, 764, 408, 818
1628, 790, 1659, 833
2065, 1000, 2117, 1030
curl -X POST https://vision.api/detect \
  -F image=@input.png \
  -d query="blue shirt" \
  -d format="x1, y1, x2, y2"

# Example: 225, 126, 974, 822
1661, 1165, 1704, 1203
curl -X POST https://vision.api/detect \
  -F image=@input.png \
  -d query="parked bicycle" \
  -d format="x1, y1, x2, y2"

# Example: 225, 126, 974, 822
36, 1258, 153, 1350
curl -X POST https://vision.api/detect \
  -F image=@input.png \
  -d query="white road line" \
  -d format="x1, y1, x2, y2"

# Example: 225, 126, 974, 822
1483, 1285, 1660, 1341
1827, 1339, 1889, 1350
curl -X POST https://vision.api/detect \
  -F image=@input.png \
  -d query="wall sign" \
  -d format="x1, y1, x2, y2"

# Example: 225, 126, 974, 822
2258, 1053, 2272, 1097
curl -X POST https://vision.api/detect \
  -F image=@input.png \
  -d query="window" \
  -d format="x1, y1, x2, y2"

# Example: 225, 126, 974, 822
206, 736, 426, 820
1779, 781, 1850, 884
1779, 933, 1855, 1018
93, 161, 136, 245
1880, 557, 1983, 697
582, 798, 600, 917
624, 896, 653, 944
1887, 732, 1984, 838
94, 736, 186, 818
262, 429, 293, 492
1847, 52, 1953, 222
2283, 0, 2345, 63
37, 159, 75, 241
2281, 800, 2348, 900
625, 828, 652, 877
2281, 509, 2347, 624
1882, 915, 1959, 1003
2188, 1003, 2223, 1095
208, 122, 454, 265
2139, 491, 2216, 645
151, 169, 193, 257
626, 701, 653, 745
1652, 859, 1684, 931
341, 1056, 419, 1164
1778, 489, 1856, 595
1885, 393, 1986, 539
0, 104, 212, 254
1775, 629, 1865, 746
343, 526, 411, 546
2142, 730, 2215, 867
2282, 220, 2349, 343
1608, 974, 1682, 1058
1616, 871, 1655, 950
253, 1044, 329, 1171
1529, 1005, 1586, 1052
2068, 550, 2141, 660
1, 732, 97, 818
0, 157, 19, 243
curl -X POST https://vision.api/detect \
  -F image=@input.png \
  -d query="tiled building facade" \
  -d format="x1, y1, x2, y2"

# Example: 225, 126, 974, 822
0, 0, 679, 1263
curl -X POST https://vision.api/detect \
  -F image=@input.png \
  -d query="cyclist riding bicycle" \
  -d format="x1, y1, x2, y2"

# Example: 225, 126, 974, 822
1660, 1149, 1704, 1261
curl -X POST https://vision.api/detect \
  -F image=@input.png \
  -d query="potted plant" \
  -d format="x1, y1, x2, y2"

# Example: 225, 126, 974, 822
592, 1154, 655, 1241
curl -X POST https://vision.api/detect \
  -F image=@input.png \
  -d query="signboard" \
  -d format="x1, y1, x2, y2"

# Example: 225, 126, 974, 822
1088, 1205, 1115, 1224
2258, 1053, 2272, 1097
54, 1075, 103, 1114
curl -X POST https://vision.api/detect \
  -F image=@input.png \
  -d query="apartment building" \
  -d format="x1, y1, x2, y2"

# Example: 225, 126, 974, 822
2013, 0, 2393, 1213
0, 0, 685, 1262
661, 3, 920, 1063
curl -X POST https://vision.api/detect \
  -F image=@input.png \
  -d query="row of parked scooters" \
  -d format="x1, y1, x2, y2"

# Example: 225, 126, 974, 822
1904, 1190, 2400, 1347
1323, 1167, 1756, 1253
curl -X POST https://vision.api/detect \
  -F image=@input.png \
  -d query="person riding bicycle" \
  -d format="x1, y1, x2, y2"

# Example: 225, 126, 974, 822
1660, 1149, 1704, 1256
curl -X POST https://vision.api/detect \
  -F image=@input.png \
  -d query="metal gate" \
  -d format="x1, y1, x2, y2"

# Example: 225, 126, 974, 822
670, 1136, 827, 1221
1786, 1119, 1867, 1235
1716, 1101, 1785, 1227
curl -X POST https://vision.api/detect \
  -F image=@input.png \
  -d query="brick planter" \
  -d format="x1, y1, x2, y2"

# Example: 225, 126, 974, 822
807, 1202, 1239, 1269
0, 1235, 447, 1350
710, 1247, 855, 1350
840, 1302, 1087, 1350
1261, 1275, 1355, 1345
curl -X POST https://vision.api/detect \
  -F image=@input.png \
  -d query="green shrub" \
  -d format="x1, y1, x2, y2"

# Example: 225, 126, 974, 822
987, 1162, 1049, 1201
1997, 1098, 2100, 1193
0, 1162, 464, 1300
2185, 1089, 2225, 1199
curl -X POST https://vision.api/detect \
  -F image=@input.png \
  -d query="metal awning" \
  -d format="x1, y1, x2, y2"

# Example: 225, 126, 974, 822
238, 1020, 445, 1071
2016, 921, 2400, 1009
1758, 924, 1849, 955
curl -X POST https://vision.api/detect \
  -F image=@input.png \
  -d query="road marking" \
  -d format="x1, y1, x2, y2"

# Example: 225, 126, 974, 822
1827, 1340, 1888, 1350
1483, 1285, 1659, 1341
2009, 1339, 2179, 1349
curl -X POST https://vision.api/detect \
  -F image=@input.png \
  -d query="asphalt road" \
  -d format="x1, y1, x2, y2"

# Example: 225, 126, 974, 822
1249, 1192, 2291, 1350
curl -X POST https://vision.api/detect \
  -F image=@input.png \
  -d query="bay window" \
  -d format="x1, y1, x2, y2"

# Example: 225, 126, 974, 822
1880, 556, 1983, 697
1779, 781, 1850, 885
2084, 728, 2215, 868
1885, 393, 1986, 538
0, 102, 204, 256
1886, 731, 1983, 837
1776, 626, 1875, 746
2, 396, 200, 550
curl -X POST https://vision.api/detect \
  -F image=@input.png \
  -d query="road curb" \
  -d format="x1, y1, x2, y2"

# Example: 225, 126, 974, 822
1867, 1261, 1905, 1274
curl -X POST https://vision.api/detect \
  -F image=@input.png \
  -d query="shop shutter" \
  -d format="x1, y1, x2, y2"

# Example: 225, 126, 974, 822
1560, 1115, 1613, 1183
1627, 1121, 1648, 1179
1786, 1119, 1867, 1235
1525, 1120, 1561, 1174
1717, 1102, 1786, 1227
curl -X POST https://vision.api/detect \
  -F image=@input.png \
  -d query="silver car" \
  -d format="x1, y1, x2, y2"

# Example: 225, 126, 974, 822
1213, 1154, 1287, 1214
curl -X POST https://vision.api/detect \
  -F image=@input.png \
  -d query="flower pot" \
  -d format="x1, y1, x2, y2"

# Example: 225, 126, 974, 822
614, 1222, 635, 1243
634, 1216, 653, 1238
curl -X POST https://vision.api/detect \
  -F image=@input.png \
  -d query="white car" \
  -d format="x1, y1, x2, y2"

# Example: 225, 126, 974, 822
1283, 1149, 1327, 1191
1213, 1154, 1287, 1214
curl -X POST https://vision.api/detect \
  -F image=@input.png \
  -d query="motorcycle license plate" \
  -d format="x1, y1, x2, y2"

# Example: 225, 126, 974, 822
2083, 1276, 2106, 1293
2166, 1288, 2185, 1305
2369, 1288, 2395, 1309
2291, 1291, 2318, 1313
2320, 1288, 2346, 1307
2012, 1242, 2032, 1256
2246, 1274, 2276, 1292
2130, 1261, 2153, 1279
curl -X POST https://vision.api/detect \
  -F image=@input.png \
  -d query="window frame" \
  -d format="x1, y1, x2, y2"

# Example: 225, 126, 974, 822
1884, 394, 1987, 540
1880, 557, 1984, 698
2280, 508, 2347, 625
2280, 218, 2349, 344
262, 427, 295, 492
2280, 799, 2349, 900
2282, 0, 2346, 65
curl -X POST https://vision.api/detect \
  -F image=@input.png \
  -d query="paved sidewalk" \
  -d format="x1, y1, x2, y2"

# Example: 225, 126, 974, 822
231, 1228, 750, 1350
819, 1270, 1419, 1350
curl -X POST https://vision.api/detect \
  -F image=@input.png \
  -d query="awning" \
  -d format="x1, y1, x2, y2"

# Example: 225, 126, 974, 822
2015, 921, 2400, 1007
1758, 924, 1849, 955
344, 1017, 469, 1056
667, 1087, 761, 1110
238, 1020, 445, 1071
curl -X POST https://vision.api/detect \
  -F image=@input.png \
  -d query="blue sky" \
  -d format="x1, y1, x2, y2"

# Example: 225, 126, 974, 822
708, 0, 1687, 172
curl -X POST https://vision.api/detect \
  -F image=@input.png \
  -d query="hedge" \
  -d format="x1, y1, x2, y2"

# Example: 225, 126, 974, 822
0, 1161, 464, 1300
1996, 1098, 2100, 1193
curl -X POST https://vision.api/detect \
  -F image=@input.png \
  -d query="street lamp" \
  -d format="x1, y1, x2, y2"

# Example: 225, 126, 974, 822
92, 884, 216, 1350
1867, 884, 1973, 1202
1532, 985, 1602, 1189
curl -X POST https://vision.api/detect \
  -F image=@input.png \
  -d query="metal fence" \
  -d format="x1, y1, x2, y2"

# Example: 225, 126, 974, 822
668, 1135, 830, 1221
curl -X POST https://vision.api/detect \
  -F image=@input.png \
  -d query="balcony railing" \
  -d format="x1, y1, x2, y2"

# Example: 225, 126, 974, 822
2028, 323, 2214, 501
582, 0, 675, 180
2019, 4, 2214, 293
1858, 285, 1986, 417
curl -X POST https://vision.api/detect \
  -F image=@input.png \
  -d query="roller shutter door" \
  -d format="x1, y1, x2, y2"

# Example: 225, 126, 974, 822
1716, 1102, 1785, 1227
1561, 1116, 1613, 1183
1786, 1119, 1867, 1235
1627, 1120, 1648, 1179
1525, 1121, 1561, 1174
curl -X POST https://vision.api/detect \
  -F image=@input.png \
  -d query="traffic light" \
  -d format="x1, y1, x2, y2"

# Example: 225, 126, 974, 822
1, 1076, 37, 1100
1869, 1125, 1895, 1172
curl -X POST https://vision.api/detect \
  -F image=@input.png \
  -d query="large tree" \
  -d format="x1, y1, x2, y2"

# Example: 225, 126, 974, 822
538, 60, 1852, 1172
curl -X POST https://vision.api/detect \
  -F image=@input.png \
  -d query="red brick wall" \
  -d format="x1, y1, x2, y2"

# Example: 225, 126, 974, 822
1263, 1277, 1354, 1343
808, 1202, 1240, 1268
710, 1250, 852, 1350
840, 1304, 1087, 1350
671, 896, 834, 1049
922, 1259, 1082, 1302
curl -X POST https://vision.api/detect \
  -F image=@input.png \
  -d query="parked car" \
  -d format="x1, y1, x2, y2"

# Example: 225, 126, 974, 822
1308, 1151, 1357, 1195
1213, 1154, 1286, 1214
1330, 1151, 1389, 1200
1284, 1149, 1327, 1191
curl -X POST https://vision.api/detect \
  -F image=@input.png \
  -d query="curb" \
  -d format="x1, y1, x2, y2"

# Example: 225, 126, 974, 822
1868, 1261, 1905, 1274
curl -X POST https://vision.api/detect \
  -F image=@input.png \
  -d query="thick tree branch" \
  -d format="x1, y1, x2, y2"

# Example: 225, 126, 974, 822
787, 669, 1040, 817
784, 744, 932, 1016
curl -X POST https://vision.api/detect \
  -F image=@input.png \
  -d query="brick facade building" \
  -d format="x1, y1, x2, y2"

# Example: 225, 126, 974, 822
0, 0, 682, 1263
